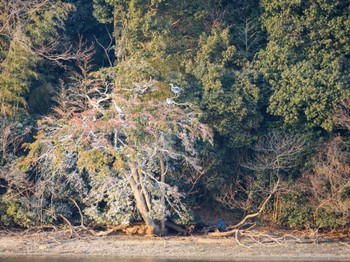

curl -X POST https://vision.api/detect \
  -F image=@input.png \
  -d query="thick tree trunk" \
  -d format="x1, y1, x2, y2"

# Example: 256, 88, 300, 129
128, 163, 159, 235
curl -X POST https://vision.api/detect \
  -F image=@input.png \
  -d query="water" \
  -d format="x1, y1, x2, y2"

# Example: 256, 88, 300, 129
0, 257, 346, 262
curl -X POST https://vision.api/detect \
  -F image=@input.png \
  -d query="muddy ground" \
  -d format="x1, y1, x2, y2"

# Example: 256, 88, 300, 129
0, 229, 349, 260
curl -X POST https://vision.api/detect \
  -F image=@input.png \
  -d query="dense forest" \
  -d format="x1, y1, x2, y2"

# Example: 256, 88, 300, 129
0, 0, 349, 236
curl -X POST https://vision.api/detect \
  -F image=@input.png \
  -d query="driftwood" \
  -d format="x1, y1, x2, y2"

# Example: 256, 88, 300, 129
89, 225, 128, 237
165, 221, 187, 235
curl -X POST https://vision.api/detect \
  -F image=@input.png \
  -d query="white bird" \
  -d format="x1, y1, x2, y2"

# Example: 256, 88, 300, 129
170, 83, 183, 96
165, 97, 190, 107
166, 98, 174, 105
113, 100, 123, 114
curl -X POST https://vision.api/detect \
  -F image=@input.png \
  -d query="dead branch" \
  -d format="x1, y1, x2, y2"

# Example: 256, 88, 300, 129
165, 221, 187, 235
340, 241, 350, 249
242, 131, 305, 172
210, 176, 280, 238
304, 136, 350, 217
94, 26, 114, 67
1, 0, 91, 68
88, 225, 128, 237
21, 225, 58, 235
69, 197, 85, 228
59, 214, 79, 239
210, 132, 304, 243
336, 99, 350, 130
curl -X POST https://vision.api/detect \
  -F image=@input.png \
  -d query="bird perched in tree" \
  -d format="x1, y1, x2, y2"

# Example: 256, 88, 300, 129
166, 97, 174, 105
170, 83, 183, 96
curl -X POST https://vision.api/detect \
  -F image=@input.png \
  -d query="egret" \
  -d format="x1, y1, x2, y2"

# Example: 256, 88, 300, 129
166, 97, 174, 105
169, 83, 182, 96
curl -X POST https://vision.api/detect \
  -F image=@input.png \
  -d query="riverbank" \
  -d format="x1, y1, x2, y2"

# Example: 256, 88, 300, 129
0, 230, 349, 260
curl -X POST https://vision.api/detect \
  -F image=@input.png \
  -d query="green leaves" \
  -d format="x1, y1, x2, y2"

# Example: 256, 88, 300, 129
0, 0, 74, 117
188, 29, 261, 147
0, 44, 38, 117
259, 0, 350, 131
93, 0, 115, 24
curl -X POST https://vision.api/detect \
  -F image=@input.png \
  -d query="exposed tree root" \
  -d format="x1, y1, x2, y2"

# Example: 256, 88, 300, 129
59, 214, 80, 239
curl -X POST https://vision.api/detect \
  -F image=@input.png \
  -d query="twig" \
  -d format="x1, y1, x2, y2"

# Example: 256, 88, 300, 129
58, 214, 79, 239
69, 197, 85, 228
340, 241, 350, 248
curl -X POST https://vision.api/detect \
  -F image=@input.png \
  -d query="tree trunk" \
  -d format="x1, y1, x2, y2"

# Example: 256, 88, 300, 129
159, 155, 166, 236
128, 163, 159, 235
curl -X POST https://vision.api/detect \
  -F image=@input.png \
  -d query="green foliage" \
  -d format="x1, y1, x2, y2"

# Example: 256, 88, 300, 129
27, 2, 74, 44
187, 28, 261, 147
0, 201, 35, 227
258, 0, 350, 131
271, 193, 349, 230
83, 176, 135, 225
93, 0, 116, 24
216, 0, 265, 60
91, 0, 263, 151
275, 193, 314, 229
77, 149, 114, 177
315, 210, 349, 229
0, 162, 74, 228
0, 197, 63, 228
1, 0, 350, 232
0, 45, 38, 116
0, 0, 74, 117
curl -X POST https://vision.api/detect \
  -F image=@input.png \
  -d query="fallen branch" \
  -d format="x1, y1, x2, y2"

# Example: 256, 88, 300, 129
21, 225, 58, 235
89, 225, 128, 237
59, 214, 79, 239
165, 221, 187, 235
210, 177, 280, 238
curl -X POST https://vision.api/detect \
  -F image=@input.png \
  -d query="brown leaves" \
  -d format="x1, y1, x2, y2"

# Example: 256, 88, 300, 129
305, 136, 350, 215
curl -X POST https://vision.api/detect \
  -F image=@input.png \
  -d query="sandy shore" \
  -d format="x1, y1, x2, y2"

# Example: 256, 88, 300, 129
0, 231, 349, 261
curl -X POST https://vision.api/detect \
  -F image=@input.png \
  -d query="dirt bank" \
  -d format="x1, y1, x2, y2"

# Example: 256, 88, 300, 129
0, 230, 349, 260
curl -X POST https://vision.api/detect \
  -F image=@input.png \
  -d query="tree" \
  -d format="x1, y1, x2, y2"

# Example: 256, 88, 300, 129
213, 131, 305, 237
0, 0, 87, 117
21, 58, 212, 234
305, 137, 350, 226
92, 0, 214, 93
215, 0, 265, 60
258, 0, 350, 131
91, 0, 263, 149
187, 28, 261, 148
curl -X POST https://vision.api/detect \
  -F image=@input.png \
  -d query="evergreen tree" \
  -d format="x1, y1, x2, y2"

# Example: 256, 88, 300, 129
0, 0, 74, 117
186, 28, 261, 147
258, 0, 350, 131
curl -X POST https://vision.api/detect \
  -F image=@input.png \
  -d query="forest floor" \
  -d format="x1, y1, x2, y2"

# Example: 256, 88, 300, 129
0, 228, 349, 260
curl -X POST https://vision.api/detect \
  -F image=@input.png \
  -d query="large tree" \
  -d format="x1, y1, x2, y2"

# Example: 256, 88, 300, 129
21, 58, 212, 233
258, 0, 350, 131
0, 0, 89, 117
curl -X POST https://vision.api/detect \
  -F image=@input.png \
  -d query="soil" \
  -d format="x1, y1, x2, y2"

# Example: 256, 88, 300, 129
0, 229, 349, 260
